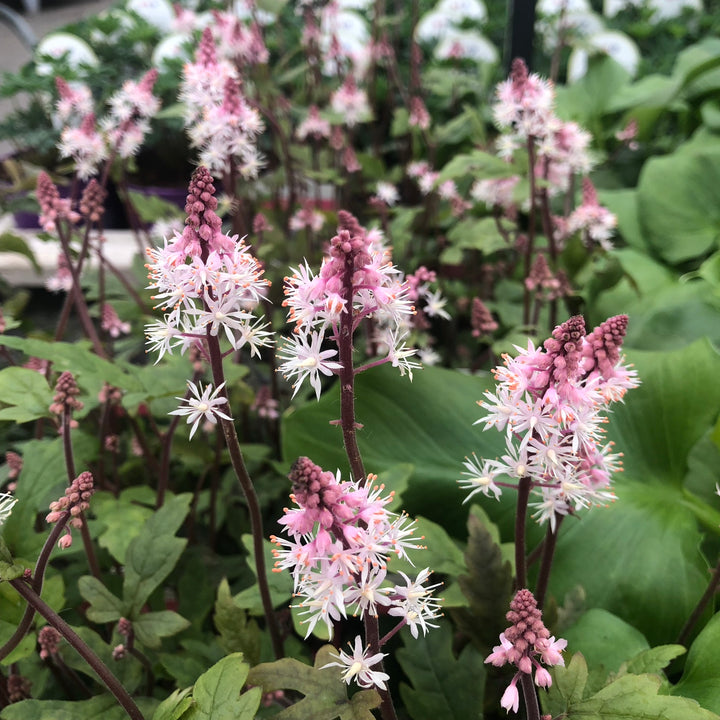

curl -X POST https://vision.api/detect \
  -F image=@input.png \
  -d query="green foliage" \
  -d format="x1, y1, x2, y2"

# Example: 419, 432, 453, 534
0, 368, 53, 423
247, 646, 381, 720
396, 621, 485, 720
672, 612, 720, 713
450, 506, 513, 653
545, 653, 720, 720
0, 694, 157, 720
213, 578, 261, 666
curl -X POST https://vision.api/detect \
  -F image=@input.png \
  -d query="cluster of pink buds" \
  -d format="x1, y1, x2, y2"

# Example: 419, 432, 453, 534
36, 172, 80, 234
271, 457, 442, 676
38, 626, 62, 660
145, 166, 272, 364
279, 212, 438, 398
46, 471, 95, 549
486, 589, 567, 713
49, 371, 84, 422
459, 315, 639, 528
101, 303, 131, 338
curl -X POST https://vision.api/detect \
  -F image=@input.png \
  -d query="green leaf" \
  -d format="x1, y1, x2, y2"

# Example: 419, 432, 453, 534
247, 646, 381, 720
282, 364, 507, 535
0, 696, 159, 720
233, 535, 293, 613
0, 619, 35, 665
438, 150, 516, 183
152, 688, 193, 720
446, 217, 508, 256
133, 611, 191, 649
186, 653, 262, 720
637, 147, 720, 264
608, 342, 720, 485
571, 672, 719, 719
549, 481, 708, 647
92, 491, 155, 564
621, 645, 686, 676
127, 190, 183, 223
0, 231, 41, 273
672, 611, 720, 712
10, 437, 66, 513
449, 507, 513, 652
214, 578, 261, 666
0, 367, 53, 423
549, 652, 589, 711
562, 608, 650, 674
78, 576, 126, 623
123, 493, 191, 615
396, 620, 485, 720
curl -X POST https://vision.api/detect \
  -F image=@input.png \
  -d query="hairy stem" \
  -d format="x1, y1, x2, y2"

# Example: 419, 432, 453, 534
519, 671, 541, 720
9, 579, 143, 720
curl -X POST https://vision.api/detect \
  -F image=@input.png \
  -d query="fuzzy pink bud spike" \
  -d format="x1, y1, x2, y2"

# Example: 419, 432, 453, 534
510, 57, 529, 91
471, 297, 498, 337
80, 179, 106, 222
543, 315, 586, 385
181, 166, 224, 253
55, 76, 72, 99
582, 314, 629, 380
288, 456, 342, 514
337, 210, 364, 239
221, 77, 242, 116
581, 177, 598, 207
49, 371, 84, 417
46, 471, 95, 548
38, 626, 62, 660
139, 68, 158, 94
197, 27, 217, 66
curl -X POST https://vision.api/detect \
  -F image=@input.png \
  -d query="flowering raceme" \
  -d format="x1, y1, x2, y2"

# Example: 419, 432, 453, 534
459, 315, 639, 527
278, 212, 421, 398
271, 457, 442, 684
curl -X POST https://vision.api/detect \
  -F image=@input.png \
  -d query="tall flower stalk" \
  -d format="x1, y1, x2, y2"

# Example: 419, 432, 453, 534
145, 167, 281, 658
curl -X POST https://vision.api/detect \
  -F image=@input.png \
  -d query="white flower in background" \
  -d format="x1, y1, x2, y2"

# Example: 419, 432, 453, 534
435, 30, 498, 63
536, 8, 604, 53
567, 30, 640, 82
126, 0, 175, 32
539, 0, 592, 12
169, 381, 233, 440
320, 9, 371, 76
435, 0, 487, 22
604, 0, 702, 19
416, 10, 454, 42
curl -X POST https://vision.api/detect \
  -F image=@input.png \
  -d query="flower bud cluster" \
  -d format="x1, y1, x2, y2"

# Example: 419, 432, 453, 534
145, 166, 272, 363
485, 589, 567, 713
46, 471, 95, 549
49, 372, 84, 418
460, 315, 639, 527
36, 173, 80, 233
38, 626, 62, 660
271, 457, 442, 651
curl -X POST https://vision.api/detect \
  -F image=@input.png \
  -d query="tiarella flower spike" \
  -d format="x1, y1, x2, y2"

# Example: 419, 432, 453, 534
460, 315, 639, 527
145, 166, 272, 363
271, 457, 442, 664
46, 471, 95, 549
486, 589, 566, 714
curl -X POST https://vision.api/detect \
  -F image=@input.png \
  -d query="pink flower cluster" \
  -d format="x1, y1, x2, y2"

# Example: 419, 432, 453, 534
564, 178, 617, 249
493, 59, 593, 196
182, 28, 264, 178
460, 315, 639, 528
55, 70, 160, 179
271, 457, 442, 653
145, 166, 272, 363
486, 589, 566, 713
46, 471, 95, 549
278, 212, 418, 398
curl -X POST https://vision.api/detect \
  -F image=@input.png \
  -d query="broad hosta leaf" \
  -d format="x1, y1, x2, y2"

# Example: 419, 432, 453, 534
637, 147, 720, 264
185, 653, 261, 720
608, 341, 720, 486
282, 364, 507, 534
396, 620, 485, 720
123, 494, 191, 615
214, 578, 261, 666
672, 611, 720, 713
548, 481, 708, 647
78, 576, 126, 623
450, 507, 513, 653
0, 367, 53, 423
133, 610, 191, 649
562, 608, 649, 674
546, 653, 720, 720
247, 645, 381, 720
